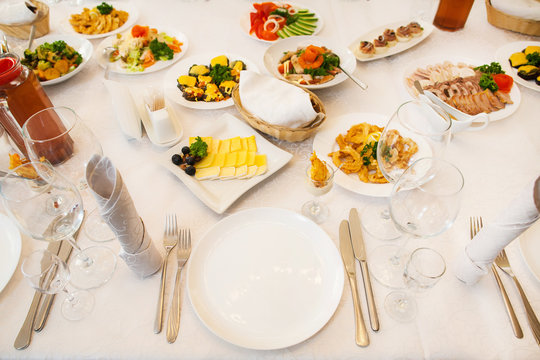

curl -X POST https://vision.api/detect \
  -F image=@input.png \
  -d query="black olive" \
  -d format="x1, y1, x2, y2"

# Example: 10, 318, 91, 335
181, 146, 191, 155
171, 154, 183, 165
185, 156, 196, 166
185, 165, 196, 176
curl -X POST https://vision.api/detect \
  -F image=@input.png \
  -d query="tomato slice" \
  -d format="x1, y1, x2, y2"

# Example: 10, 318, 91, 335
493, 73, 514, 92
131, 25, 149, 38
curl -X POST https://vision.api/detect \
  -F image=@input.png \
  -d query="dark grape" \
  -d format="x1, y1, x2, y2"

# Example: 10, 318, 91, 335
171, 154, 183, 165
185, 165, 196, 176
181, 146, 190, 155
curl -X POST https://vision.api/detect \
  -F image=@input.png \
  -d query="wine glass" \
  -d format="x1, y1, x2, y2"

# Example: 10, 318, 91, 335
384, 247, 446, 322
369, 157, 463, 289
22, 249, 94, 321
22, 106, 114, 242
0, 161, 116, 289
302, 158, 335, 223
362, 100, 452, 241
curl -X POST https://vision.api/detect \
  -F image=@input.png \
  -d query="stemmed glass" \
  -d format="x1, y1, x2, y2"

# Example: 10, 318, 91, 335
302, 155, 335, 223
22, 249, 94, 321
0, 162, 116, 289
361, 100, 452, 241
384, 247, 446, 322
22, 106, 115, 242
370, 157, 463, 288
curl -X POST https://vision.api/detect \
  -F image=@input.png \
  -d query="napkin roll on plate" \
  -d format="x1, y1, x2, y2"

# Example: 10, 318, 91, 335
0, 1, 38, 25
238, 70, 324, 129
86, 154, 163, 277
454, 175, 540, 285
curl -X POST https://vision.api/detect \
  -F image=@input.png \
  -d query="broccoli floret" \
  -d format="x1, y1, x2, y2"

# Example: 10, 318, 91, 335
149, 39, 173, 61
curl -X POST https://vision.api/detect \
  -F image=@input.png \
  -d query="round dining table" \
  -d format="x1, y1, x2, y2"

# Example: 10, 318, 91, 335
0, 0, 539, 359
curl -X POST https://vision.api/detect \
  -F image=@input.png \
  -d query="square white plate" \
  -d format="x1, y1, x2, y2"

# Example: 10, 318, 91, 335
159, 113, 293, 213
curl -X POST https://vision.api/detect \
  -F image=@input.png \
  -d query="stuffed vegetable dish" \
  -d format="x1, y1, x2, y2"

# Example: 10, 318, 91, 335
278, 45, 341, 85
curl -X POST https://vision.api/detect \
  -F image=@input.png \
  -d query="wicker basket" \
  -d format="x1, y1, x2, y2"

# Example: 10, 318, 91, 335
232, 84, 326, 142
0, 1, 50, 40
485, 0, 540, 36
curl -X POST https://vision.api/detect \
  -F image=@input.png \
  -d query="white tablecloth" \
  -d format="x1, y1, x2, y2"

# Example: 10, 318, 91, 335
1, 0, 540, 359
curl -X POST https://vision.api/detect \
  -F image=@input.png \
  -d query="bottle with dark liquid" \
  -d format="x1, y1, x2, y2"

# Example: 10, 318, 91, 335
433, 0, 474, 31
0, 53, 72, 164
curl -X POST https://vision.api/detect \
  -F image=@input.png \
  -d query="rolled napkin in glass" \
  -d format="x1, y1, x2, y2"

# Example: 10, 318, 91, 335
238, 70, 324, 128
86, 154, 163, 277
454, 176, 540, 284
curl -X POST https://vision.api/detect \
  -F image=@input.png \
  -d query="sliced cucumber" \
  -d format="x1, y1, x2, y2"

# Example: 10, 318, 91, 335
281, 27, 295, 38
277, 29, 289, 38
295, 19, 318, 28
297, 12, 316, 18
288, 23, 314, 35
284, 26, 303, 36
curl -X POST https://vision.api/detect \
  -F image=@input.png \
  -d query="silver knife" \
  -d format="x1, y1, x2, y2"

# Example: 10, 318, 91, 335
339, 220, 369, 347
14, 228, 62, 349
33, 212, 84, 332
349, 208, 380, 332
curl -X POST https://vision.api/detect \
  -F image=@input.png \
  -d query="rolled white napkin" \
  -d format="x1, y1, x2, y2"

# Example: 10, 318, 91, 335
454, 176, 540, 285
86, 154, 162, 277
491, 0, 540, 21
238, 70, 322, 129
0, 1, 38, 25
103, 80, 142, 140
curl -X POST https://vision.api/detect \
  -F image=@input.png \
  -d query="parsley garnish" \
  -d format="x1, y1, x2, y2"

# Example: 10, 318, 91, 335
189, 137, 208, 158
360, 141, 378, 166
474, 62, 504, 75
96, 2, 113, 15
478, 73, 498, 92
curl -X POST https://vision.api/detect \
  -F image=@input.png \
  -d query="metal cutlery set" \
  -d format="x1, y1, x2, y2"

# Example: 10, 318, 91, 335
470, 217, 540, 345
340, 208, 379, 347
154, 214, 192, 344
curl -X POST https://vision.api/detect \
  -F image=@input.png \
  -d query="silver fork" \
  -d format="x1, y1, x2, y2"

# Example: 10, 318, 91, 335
470, 217, 523, 338
166, 228, 192, 343
154, 214, 178, 334
495, 248, 540, 345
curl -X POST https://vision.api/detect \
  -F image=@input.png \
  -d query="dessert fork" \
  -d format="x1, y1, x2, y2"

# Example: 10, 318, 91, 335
166, 228, 192, 343
470, 217, 523, 338
495, 248, 540, 345
154, 214, 178, 334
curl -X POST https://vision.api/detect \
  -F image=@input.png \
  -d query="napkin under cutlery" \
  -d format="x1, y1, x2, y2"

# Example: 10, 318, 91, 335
454, 176, 540, 284
86, 154, 162, 277
238, 70, 323, 129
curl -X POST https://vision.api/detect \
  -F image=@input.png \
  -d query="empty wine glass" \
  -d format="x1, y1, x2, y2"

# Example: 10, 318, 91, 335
369, 157, 463, 289
362, 100, 452, 241
22, 249, 94, 321
384, 247, 446, 322
302, 155, 335, 223
0, 162, 116, 289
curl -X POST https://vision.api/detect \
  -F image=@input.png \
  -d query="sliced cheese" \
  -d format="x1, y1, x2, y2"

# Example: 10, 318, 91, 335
234, 165, 248, 178
219, 167, 236, 179
255, 164, 267, 176
195, 153, 215, 169
230, 136, 242, 152
189, 136, 213, 146
246, 151, 256, 166
224, 152, 237, 167
246, 135, 257, 152
235, 151, 247, 166
218, 139, 230, 153
254, 154, 267, 167
195, 166, 220, 180
211, 153, 226, 167
241, 137, 249, 151
241, 165, 258, 179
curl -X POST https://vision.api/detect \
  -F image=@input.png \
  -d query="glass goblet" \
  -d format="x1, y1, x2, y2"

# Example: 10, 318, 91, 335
369, 157, 463, 289
0, 162, 116, 289
362, 100, 452, 241
302, 161, 335, 224
22, 249, 94, 321
384, 247, 446, 322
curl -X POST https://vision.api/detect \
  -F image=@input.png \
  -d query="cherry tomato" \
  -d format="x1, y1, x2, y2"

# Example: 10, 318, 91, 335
493, 73, 513, 93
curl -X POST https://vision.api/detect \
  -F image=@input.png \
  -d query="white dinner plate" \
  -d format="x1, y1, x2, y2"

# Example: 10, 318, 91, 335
163, 53, 258, 110
519, 220, 540, 283
0, 213, 22, 293
495, 41, 540, 93
23, 34, 93, 86
312, 112, 432, 197
263, 35, 357, 90
187, 207, 344, 350
348, 19, 434, 62
402, 55, 521, 122
239, 2, 323, 44
159, 113, 292, 213
60, 1, 139, 40
95, 27, 188, 75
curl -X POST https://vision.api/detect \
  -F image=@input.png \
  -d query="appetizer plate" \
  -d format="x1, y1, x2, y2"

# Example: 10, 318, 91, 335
164, 53, 258, 110
263, 35, 357, 90
60, 1, 139, 40
519, 220, 540, 283
95, 28, 188, 75
0, 213, 22, 293
402, 55, 521, 122
239, 2, 323, 44
159, 113, 292, 214
187, 207, 344, 350
348, 19, 434, 62
312, 112, 432, 197
495, 41, 540, 93
25, 34, 93, 86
